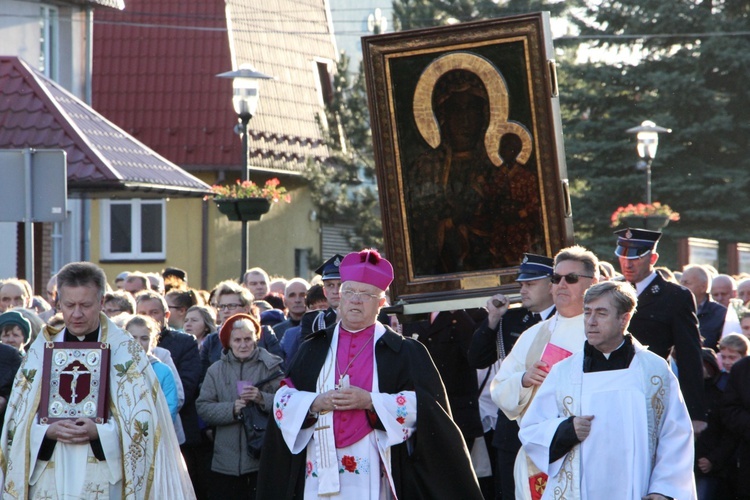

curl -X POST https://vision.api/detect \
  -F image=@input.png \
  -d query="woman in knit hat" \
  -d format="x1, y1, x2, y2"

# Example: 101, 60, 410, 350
196, 313, 284, 499
0, 310, 31, 353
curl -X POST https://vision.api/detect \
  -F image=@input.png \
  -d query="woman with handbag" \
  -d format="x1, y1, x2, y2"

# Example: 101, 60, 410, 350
196, 313, 284, 499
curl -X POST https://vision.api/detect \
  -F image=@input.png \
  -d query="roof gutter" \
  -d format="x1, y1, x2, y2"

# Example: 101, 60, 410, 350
66, 182, 212, 199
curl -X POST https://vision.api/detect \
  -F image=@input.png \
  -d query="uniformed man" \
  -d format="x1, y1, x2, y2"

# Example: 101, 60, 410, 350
298, 254, 344, 339
614, 227, 707, 431
408, 309, 485, 458
467, 253, 555, 499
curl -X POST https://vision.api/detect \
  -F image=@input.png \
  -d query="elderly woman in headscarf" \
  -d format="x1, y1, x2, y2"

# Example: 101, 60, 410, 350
196, 313, 284, 500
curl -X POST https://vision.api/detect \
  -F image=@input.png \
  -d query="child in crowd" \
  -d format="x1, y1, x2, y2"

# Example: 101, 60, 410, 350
739, 311, 750, 339
126, 315, 180, 422
720, 333, 750, 373
695, 335, 750, 499
721, 333, 750, 497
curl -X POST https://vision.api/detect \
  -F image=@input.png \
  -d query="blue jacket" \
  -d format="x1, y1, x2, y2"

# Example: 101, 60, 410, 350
150, 358, 179, 421
158, 327, 202, 444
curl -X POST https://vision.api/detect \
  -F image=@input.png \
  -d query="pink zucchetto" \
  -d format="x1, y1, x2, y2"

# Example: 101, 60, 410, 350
339, 249, 394, 291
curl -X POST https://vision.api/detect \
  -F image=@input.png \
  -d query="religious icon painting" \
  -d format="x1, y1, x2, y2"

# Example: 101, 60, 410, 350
39, 342, 111, 424
363, 12, 574, 303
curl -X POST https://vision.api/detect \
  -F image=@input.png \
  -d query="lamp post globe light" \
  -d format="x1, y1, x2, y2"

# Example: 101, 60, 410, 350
217, 64, 274, 277
626, 120, 672, 205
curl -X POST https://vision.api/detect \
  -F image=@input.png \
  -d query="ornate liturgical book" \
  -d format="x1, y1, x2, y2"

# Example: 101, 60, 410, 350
39, 342, 110, 424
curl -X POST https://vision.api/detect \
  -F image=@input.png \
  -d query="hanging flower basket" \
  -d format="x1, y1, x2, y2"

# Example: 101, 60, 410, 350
610, 202, 679, 229
207, 178, 291, 222
215, 198, 271, 221
621, 214, 670, 230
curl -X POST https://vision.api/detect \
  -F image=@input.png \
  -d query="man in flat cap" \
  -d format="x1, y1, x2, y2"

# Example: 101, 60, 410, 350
614, 227, 706, 431
468, 253, 556, 499
279, 254, 344, 364
258, 249, 482, 499
298, 254, 344, 340
162, 267, 188, 293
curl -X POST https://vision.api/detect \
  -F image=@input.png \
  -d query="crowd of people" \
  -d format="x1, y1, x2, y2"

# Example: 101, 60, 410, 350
0, 228, 750, 498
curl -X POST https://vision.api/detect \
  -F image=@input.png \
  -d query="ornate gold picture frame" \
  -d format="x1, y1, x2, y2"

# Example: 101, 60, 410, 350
363, 12, 573, 303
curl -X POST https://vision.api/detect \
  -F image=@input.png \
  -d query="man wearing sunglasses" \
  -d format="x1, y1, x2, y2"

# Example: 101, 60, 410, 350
468, 253, 555, 499
614, 227, 706, 434
490, 245, 598, 500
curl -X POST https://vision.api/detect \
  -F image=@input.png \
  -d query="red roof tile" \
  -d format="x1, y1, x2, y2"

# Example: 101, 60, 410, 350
0, 56, 211, 197
92, 0, 335, 174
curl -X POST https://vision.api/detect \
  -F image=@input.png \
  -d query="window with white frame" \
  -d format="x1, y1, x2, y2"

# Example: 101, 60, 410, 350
100, 199, 166, 260
39, 5, 59, 80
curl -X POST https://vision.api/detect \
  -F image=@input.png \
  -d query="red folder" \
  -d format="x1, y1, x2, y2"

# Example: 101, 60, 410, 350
540, 343, 572, 372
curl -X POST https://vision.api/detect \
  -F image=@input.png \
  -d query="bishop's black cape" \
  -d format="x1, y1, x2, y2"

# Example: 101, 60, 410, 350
256, 323, 483, 500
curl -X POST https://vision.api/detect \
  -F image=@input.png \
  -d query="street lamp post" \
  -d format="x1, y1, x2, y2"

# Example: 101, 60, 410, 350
217, 64, 273, 278
626, 120, 672, 205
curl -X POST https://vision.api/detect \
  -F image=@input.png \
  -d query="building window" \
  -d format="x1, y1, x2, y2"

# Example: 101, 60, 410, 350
100, 199, 166, 260
295, 248, 311, 279
39, 5, 59, 80
314, 59, 334, 107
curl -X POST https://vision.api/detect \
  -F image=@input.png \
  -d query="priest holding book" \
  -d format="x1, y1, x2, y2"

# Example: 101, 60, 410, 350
490, 245, 598, 500
0, 262, 194, 499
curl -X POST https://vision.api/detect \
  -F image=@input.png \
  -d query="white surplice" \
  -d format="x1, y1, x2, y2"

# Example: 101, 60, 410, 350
273, 322, 417, 499
0, 315, 195, 500
489, 313, 586, 500
519, 341, 697, 500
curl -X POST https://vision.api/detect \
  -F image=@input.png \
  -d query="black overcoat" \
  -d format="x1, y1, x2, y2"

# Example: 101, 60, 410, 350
256, 323, 483, 500
628, 273, 706, 420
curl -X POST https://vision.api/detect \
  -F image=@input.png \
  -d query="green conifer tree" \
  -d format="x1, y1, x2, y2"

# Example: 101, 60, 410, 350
560, 0, 750, 267
304, 53, 382, 251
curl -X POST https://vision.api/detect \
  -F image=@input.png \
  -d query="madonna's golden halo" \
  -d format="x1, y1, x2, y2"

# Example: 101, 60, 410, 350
412, 52, 533, 166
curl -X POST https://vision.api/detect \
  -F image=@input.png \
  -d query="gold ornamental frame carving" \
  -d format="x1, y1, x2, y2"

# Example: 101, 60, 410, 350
363, 12, 574, 303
